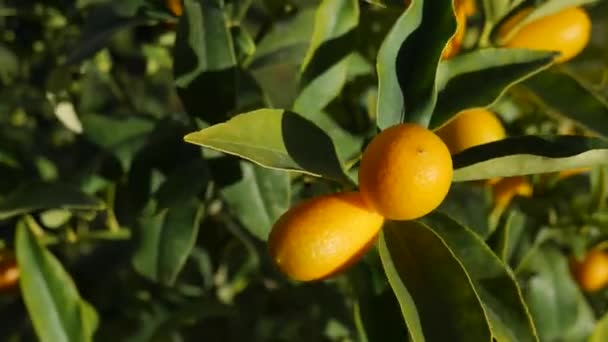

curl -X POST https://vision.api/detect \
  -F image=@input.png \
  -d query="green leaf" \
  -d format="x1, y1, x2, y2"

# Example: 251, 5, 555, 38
376, 0, 456, 129
482, 0, 511, 23
81, 113, 155, 171
16, 219, 98, 342
231, 26, 256, 58
523, 69, 608, 138
351, 258, 410, 342
437, 182, 493, 238
249, 8, 314, 70
183, 109, 351, 183
39, 209, 73, 229
173, 0, 236, 85
0, 44, 18, 83
154, 159, 210, 209
293, 0, 359, 115
590, 165, 608, 212
132, 199, 204, 286
423, 212, 539, 342
65, 5, 141, 65
487, 209, 526, 263
379, 221, 491, 342
590, 312, 608, 342
0, 182, 105, 221
173, 0, 237, 123
430, 48, 556, 129
518, 246, 595, 341
221, 161, 290, 241
452, 135, 608, 182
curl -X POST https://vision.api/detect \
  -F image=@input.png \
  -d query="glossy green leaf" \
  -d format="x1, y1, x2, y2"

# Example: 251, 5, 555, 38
453, 135, 608, 182
379, 221, 491, 342
293, 0, 358, 115
518, 246, 595, 341
184, 109, 351, 183
431, 48, 556, 129
0, 182, 105, 220
496, 0, 598, 44
16, 219, 99, 342
221, 161, 290, 241
376, 0, 456, 129
173, 0, 237, 123
423, 212, 538, 342
523, 69, 608, 137
132, 199, 204, 285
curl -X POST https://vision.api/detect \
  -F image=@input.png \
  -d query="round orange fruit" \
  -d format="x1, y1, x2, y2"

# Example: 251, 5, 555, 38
359, 123, 453, 220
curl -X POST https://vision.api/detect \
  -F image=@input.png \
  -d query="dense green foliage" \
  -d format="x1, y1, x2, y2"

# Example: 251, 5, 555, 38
1, 0, 608, 341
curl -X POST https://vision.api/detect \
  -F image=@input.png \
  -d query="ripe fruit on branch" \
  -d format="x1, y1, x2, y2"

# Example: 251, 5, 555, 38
359, 124, 453, 220
499, 7, 591, 63
571, 248, 608, 292
436, 108, 506, 155
268, 192, 384, 282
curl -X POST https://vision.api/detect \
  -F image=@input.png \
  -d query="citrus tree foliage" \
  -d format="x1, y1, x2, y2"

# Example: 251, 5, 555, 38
1, 0, 608, 340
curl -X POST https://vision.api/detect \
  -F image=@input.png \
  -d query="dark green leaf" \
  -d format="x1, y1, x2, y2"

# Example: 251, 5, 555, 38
376, 0, 456, 129
65, 5, 141, 65
423, 213, 539, 342
431, 48, 556, 129
0, 182, 105, 221
16, 219, 98, 342
452, 135, 608, 182
155, 159, 210, 209
183, 109, 351, 183
523, 69, 608, 137
132, 199, 204, 285
173, 0, 237, 123
379, 221, 491, 342
221, 161, 290, 241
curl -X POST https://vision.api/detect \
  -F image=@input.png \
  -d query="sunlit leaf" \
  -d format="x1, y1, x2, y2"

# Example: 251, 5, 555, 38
453, 135, 608, 181
184, 109, 351, 183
